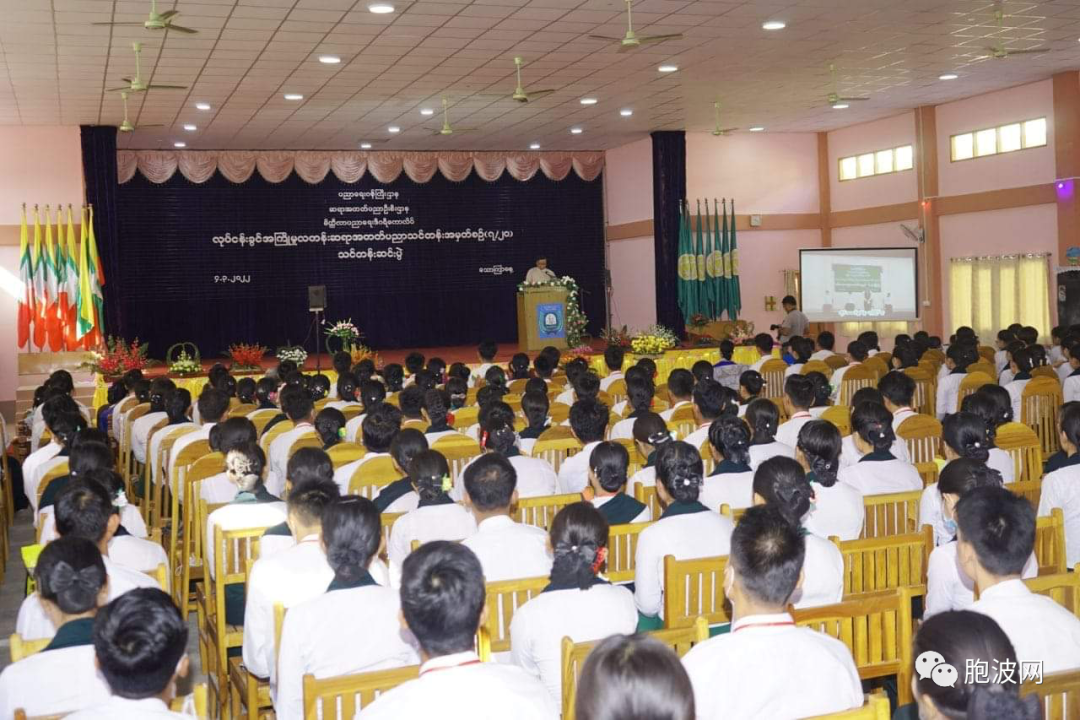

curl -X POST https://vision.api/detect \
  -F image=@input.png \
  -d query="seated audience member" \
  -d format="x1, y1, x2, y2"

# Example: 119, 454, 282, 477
557, 398, 610, 494
585, 441, 650, 524
248, 378, 280, 421
510, 503, 637, 703
960, 486, 1080, 672
811, 331, 837, 361
690, 360, 713, 386
909, 610, 1040, 720
994, 329, 1016, 375
130, 378, 175, 465
798, 420, 863, 541
634, 441, 735, 620
839, 401, 923, 495
839, 387, 911, 467
553, 360, 586, 405
752, 457, 843, 608
166, 387, 229, 490
315, 407, 347, 452
398, 386, 427, 428
700, 417, 754, 512
745, 398, 795, 470
827, 340, 868, 403
785, 336, 813, 376
275, 497, 419, 717
27, 409, 86, 512
959, 392, 1015, 482
997, 339, 1025, 386
199, 418, 259, 503
681, 504, 862, 720
18, 479, 158, 640
736, 370, 764, 416
532, 354, 555, 385
635, 357, 657, 383
575, 634, 695, 720
600, 347, 626, 391
683, 380, 738, 449
607, 376, 655, 440
775, 375, 815, 448
381, 363, 405, 394
485, 366, 511, 398
518, 391, 550, 451
921, 412, 995, 547
890, 344, 921, 370
626, 412, 672, 490
242, 473, 340, 680
1004, 345, 1036, 421
358, 542, 556, 719
805, 371, 832, 417
72, 469, 166, 574
422, 389, 461, 443
333, 404, 402, 494
24, 395, 79, 500
446, 375, 469, 410
660, 369, 695, 420
40, 446, 143, 545
67, 588, 191, 719
461, 454, 551, 582
478, 417, 557, 498
387, 450, 476, 587
262, 447, 336, 558
38, 432, 113, 516
236, 377, 257, 407
508, 353, 531, 381
1060, 339, 1080, 398
1039, 401, 1080, 568
712, 340, 746, 391
343, 379, 388, 442
474, 339, 498, 380
327, 373, 361, 410
880, 370, 918, 431
96, 380, 128, 434
749, 333, 774, 372
267, 386, 316, 496
0, 537, 112, 717
427, 357, 448, 384
111, 378, 149, 450
404, 352, 426, 384
147, 388, 194, 487
937, 341, 979, 419
857, 330, 880, 356
373, 429, 429, 513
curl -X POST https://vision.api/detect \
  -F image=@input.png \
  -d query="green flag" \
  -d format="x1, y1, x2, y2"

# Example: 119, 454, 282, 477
701, 200, 715, 317
695, 199, 707, 318
729, 199, 742, 319
713, 198, 725, 319
677, 199, 696, 322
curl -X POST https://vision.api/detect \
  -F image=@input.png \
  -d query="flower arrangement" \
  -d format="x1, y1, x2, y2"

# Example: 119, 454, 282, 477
566, 344, 595, 361
600, 325, 633, 349
516, 275, 590, 347
325, 318, 361, 343
687, 313, 711, 330
81, 337, 151, 378
227, 343, 268, 371
166, 342, 202, 376
277, 346, 308, 366
631, 325, 679, 355
350, 345, 382, 368
727, 320, 756, 346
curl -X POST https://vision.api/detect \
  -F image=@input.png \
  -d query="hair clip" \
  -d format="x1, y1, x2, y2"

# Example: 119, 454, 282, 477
973, 441, 981, 448
337, 427, 346, 439
113, 490, 129, 509
440, 474, 452, 493
591, 546, 608, 574
571, 545, 579, 551
480, 430, 489, 448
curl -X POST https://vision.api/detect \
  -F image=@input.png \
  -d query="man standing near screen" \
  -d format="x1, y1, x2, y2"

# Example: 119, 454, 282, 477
772, 295, 808, 341
525, 256, 555, 284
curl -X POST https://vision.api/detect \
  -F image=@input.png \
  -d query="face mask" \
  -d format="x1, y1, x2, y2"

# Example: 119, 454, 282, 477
943, 518, 957, 537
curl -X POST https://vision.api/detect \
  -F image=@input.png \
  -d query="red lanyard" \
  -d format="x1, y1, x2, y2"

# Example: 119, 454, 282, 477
733, 620, 794, 633
421, 659, 482, 676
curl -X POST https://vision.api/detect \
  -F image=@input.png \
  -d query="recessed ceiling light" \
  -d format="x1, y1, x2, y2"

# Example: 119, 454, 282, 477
284, 93, 304, 101
183, 124, 197, 131
762, 20, 786, 30
173, 141, 186, 148
570, 127, 583, 134
938, 73, 958, 80
749, 126, 764, 132
368, 2, 394, 13
195, 102, 211, 111
832, 103, 849, 110
318, 55, 341, 65
658, 64, 678, 73
420, 108, 434, 116
580, 97, 598, 105
388, 126, 401, 133
360, 142, 372, 149
620, 108, 633, 117
530, 143, 540, 150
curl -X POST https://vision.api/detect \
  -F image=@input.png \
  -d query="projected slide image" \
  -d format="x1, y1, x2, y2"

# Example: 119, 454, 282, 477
800, 248, 918, 322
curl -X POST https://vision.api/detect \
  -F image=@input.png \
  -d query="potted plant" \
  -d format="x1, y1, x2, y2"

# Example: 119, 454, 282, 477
727, 320, 756, 346
167, 342, 202, 377
324, 318, 362, 355
600, 325, 633, 349
349, 345, 382, 369
686, 313, 712, 345
81, 337, 151, 381
631, 325, 679, 357
227, 343, 268, 373
276, 346, 309, 368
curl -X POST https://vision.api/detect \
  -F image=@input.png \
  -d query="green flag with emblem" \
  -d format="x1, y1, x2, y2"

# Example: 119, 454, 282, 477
728, 199, 742, 319
713, 198, 726, 319
677, 199, 696, 322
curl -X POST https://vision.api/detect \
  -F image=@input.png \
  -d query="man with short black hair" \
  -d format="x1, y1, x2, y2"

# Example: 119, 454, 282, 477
683, 379, 734, 449
358, 542, 556, 719
961, 486, 1080, 672
750, 333, 775, 373
661, 369, 695, 420
828, 341, 869, 403
811, 331, 837, 361
878, 371, 918, 431
681, 506, 862, 719
525, 256, 555, 285
267, 385, 317, 496
166, 387, 229, 488
773, 296, 808, 342
333, 404, 402, 494
557, 398, 610, 493
775, 375, 816, 448
600, 347, 626, 392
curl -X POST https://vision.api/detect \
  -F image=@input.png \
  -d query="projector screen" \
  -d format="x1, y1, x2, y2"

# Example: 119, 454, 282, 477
800, 247, 919, 322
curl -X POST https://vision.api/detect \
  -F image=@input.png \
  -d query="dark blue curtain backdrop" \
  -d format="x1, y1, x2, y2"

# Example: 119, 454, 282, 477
651, 131, 686, 336
106, 166, 604, 357
80, 126, 124, 337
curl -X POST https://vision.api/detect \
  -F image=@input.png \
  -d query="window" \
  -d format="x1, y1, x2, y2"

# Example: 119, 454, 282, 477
838, 144, 914, 181
949, 117, 1047, 161
949, 254, 1051, 343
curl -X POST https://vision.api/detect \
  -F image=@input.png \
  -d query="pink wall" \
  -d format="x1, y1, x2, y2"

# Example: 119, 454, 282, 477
604, 137, 657, 330
829, 113, 918, 212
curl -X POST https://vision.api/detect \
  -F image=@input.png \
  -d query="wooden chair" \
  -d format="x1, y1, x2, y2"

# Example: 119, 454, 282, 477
802, 360, 833, 379
876, 352, 892, 368
327, 441, 365, 469
432, 435, 483, 484
514, 493, 581, 530
147, 562, 169, 592
825, 355, 849, 372
1032, 365, 1060, 380
1034, 508, 1068, 575
958, 371, 995, 406
897, 414, 942, 486
792, 587, 915, 705
610, 438, 647, 476
634, 482, 660, 522
547, 402, 572, 424
36, 461, 70, 510
839, 365, 875, 407
348, 456, 400, 498
903, 367, 936, 417
833, 526, 932, 598
996, 422, 1043, 484
482, 575, 549, 654
8, 634, 49, 662
148, 425, 199, 525
607, 521, 653, 583
119, 402, 151, 485
607, 378, 628, 404
663, 554, 730, 629
968, 361, 996, 381
171, 448, 224, 619
1024, 567, 1080, 616
560, 617, 709, 720
259, 419, 295, 454
1006, 479, 1042, 512
803, 692, 891, 720
719, 503, 747, 523
861, 490, 921, 539
530, 427, 583, 470
1022, 376, 1064, 457
229, 603, 285, 720
508, 378, 530, 394
864, 356, 889, 381
228, 402, 257, 418
977, 345, 996, 364
1021, 667, 1080, 720
821, 405, 852, 436
287, 432, 323, 462
303, 665, 421, 719
379, 513, 403, 562
760, 359, 788, 399
449, 405, 479, 428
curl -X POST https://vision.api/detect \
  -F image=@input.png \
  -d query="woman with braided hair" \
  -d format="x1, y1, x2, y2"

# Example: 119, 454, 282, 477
753, 456, 843, 609
276, 496, 419, 719
700, 417, 755, 512
586, 441, 650, 524
838, 401, 923, 496
509, 502, 637, 704
798, 421, 864, 542
960, 390, 1015, 483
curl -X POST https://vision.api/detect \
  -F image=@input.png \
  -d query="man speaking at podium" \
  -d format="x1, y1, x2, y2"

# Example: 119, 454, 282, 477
525, 256, 556, 284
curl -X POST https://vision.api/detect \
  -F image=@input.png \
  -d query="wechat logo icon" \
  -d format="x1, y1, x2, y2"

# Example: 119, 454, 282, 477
916, 650, 958, 688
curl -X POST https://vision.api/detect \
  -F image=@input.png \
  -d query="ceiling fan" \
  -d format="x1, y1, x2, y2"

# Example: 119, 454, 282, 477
93, 0, 198, 34
711, 102, 738, 136
588, 0, 683, 53
107, 42, 189, 93
825, 63, 869, 107
979, 9, 1050, 59
117, 91, 163, 133
511, 57, 556, 103
428, 97, 475, 136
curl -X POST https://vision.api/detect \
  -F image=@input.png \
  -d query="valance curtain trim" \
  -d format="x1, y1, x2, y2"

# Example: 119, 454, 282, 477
116, 150, 604, 185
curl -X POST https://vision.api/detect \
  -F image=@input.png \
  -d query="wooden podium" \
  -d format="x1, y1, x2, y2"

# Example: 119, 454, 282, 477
517, 286, 570, 351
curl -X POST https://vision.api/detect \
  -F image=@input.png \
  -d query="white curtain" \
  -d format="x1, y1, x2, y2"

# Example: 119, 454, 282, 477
949, 253, 1051, 343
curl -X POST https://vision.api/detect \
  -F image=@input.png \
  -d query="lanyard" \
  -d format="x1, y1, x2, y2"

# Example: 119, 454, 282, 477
733, 620, 794, 633
420, 659, 482, 676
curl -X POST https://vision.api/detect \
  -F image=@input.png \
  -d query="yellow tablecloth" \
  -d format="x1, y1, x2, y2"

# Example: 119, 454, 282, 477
586, 346, 765, 380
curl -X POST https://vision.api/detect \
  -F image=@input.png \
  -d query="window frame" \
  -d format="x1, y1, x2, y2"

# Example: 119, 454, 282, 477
949, 116, 1047, 163
837, 144, 915, 182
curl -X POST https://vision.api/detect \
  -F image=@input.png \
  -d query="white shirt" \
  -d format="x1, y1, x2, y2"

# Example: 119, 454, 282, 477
660, 400, 692, 421
388, 504, 477, 587
344, 413, 367, 443
554, 388, 575, 406
1039, 462, 1080, 567
682, 613, 863, 720
969, 579, 1080, 673
607, 417, 636, 441
999, 367, 1015, 386
149, 423, 195, 487
556, 440, 601, 494
131, 410, 167, 464
275, 581, 421, 720
67, 696, 191, 719
936, 372, 966, 420
634, 508, 735, 617
839, 457, 923, 496
699, 471, 754, 513
1065, 373, 1080, 404
40, 504, 148, 545
326, 399, 361, 411
1005, 377, 1031, 422
332, 452, 391, 496
22, 441, 61, 506
891, 407, 918, 433
591, 495, 651, 523
775, 412, 813, 450
205, 501, 289, 579
451, 454, 559, 501
242, 536, 334, 679
811, 350, 836, 361
748, 441, 795, 471
804, 480, 865, 541
526, 267, 555, 284
510, 583, 638, 703
987, 447, 1015, 484
0, 643, 111, 718
838, 435, 911, 469
29, 455, 67, 514
461, 516, 552, 583
599, 371, 624, 392
167, 424, 214, 494
109, 534, 170, 576
920, 482, 952, 547
995, 349, 1009, 375
17, 556, 158, 640
749, 356, 770, 373
267, 423, 316, 497
629, 466, 655, 490
682, 424, 712, 452
200, 472, 237, 505
791, 534, 844, 609
925, 541, 1037, 618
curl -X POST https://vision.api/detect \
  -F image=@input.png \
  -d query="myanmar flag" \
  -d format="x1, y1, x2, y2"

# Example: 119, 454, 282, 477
17, 207, 32, 349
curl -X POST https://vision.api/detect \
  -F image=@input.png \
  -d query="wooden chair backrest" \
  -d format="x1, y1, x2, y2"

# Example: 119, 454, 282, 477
977, 345, 996, 363
864, 356, 889, 381
349, 456, 400, 498
36, 461, 70, 507
147, 562, 169, 592
1024, 568, 1080, 616
450, 406, 479, 428
514, 492, 582, 530
1032, 365, 1059, 380
379, 513, 403, 561
995, 422, 1043, 484
229, 403, 257, 418
287, 432, 323, 461
825, 355, 849, 371
482, 575, 549, 654
792, 587, 914, 705
548, 402, 572, 423
260, 420, 295, 454
340, 404, 364, 421
610, 438, 647, 476
531, 428, 583, 471
1020, 667, 1080, 720
821, 405, 852, 436
607, 378, 628, 403
968, 361, 997, 380
508, 378, 530, 394
302, 664, 421, 719
431, 435, 483, 482
1022, 376, 1063, 456
802, 692, 891, 720
903, 367, 936, 417
897, 414, 942, 486
1005, 479, 1042, 513
607, 521, 653, 583
802, 360, 833, 379
861, 490, 922, 539
760, 359, 788, 399
839, 365, 876, 407
958, 372, 995, 408
633, 482, 660, 522
719, 504, 747, 523
663, 554, 730, 629
8, 634, 49, 663
327, 442, 365, 469
250, 413, 277, 436
1035, 508, 1068, 576
833, 526, 932, 597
